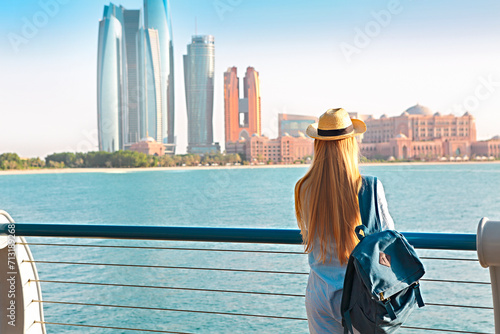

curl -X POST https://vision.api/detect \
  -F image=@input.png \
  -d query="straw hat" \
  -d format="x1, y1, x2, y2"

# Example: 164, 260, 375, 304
306, 108, 366, 141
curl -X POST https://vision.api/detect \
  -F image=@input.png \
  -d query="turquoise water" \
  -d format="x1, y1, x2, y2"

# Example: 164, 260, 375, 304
1, 163, 499, 333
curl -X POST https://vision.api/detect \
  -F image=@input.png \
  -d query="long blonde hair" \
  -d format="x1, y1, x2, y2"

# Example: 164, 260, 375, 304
294, 137, 362, 265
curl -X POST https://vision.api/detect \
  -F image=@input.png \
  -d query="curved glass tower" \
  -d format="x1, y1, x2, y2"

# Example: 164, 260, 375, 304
97, 4, 126, 152
143, 0, 175, 145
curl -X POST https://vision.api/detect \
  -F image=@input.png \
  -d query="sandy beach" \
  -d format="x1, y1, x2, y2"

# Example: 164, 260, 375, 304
0, 160, 498, 176
0, 164, 308, 175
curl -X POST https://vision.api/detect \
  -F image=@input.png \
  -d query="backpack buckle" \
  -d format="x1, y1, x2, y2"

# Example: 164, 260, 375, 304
381, 295, 397, 320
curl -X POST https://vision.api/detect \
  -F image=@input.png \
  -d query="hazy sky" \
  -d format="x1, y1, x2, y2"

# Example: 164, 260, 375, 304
1, 0, 499, 157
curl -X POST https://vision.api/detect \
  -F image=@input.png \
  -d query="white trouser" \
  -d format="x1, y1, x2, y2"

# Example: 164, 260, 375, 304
305, 272, 360, 334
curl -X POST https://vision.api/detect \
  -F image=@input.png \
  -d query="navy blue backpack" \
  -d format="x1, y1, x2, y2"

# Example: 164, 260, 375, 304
341, 176, 425, 333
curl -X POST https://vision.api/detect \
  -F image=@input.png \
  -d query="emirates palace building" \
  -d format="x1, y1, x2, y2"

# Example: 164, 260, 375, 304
359, 104, 490, 160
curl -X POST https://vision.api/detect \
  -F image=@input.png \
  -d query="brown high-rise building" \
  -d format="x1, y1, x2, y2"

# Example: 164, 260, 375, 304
224, 67, 239, 144
224, 67, 261, 144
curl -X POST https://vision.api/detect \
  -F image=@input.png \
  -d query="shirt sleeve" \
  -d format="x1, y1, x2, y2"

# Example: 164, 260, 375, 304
377, 179, 395, 230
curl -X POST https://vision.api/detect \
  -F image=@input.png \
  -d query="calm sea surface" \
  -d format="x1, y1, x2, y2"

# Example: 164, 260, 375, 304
1, 163, 499, 333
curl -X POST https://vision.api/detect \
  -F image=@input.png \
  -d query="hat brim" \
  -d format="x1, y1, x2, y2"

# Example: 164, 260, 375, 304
306, 119, 366, 141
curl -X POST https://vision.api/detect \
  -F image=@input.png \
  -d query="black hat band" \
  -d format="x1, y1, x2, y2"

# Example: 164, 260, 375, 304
317, 124, 354, 137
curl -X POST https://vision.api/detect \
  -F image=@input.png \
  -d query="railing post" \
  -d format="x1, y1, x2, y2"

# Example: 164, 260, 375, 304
0, 211, 46, 334
477, 217, 500, 334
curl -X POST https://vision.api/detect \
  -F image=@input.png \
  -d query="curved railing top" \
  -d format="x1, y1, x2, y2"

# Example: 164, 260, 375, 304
0, 223, 477, 251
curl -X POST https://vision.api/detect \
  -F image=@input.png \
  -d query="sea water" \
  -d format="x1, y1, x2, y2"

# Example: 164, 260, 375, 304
1, 163, 499, 333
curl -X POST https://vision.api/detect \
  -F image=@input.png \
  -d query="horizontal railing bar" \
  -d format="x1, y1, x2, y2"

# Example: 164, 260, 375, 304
17, 242, 305, 254
35, 321, 193, 333
34, 300, 308, 321
421, 278, 490, 285
25, 260, 309, 275
400, 325, 492, 334
426, 302, 493, 310
29, 261, 490, 283
6, 224, 302, 244
36, 322, 491, 334
18, 243, 481, 259
3, 223, 477, 250
420, 256, 478, 262
31, 279, 306, 297
32, 280, 493, 310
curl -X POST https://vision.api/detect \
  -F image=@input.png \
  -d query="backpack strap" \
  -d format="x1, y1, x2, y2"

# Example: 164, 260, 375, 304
358, 175, 382, 236
383, 299, 397, 320
341, 176, 384, 333
414, 282, 425, 307
341, 256, 356, 334
381, 283, 424, 321
343, 309, 354, 334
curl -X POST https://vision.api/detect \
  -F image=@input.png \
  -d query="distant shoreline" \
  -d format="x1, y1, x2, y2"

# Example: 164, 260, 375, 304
0, 160, 499, 176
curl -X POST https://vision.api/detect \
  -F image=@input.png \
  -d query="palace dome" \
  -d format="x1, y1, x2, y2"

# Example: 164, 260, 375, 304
405, 104, 433, 116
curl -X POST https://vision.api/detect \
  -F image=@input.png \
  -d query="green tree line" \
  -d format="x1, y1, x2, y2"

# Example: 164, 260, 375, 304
0, 153, 45, 170
0, 151, 242, 170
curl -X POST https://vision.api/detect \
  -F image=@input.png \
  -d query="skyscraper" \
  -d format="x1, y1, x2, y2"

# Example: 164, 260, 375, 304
143, 0, 175, 145
97, 4, 126, 152
140, 27, 163, 143
184, 35, 220, 154
224, 67, 239, 144
97, 1, 175, 153
224, 66, 261, 143
122, 9, 141, 145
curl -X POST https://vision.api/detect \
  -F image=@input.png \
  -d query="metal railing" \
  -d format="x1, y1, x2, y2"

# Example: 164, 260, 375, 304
3, 223, 478, 249
0, 222, 495, 334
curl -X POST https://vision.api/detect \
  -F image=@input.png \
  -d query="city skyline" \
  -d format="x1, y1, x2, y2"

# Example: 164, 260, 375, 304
1, 1, 500, 157
97, 0, 175, 153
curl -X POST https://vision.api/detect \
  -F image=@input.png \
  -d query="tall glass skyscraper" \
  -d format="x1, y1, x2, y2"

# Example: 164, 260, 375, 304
97, 1, 175, 153
97, 4, 126, 152
139, 27, 163, 143
122, 8, 141, 145
143, 0, 175, 145
184, 35, 220, 154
